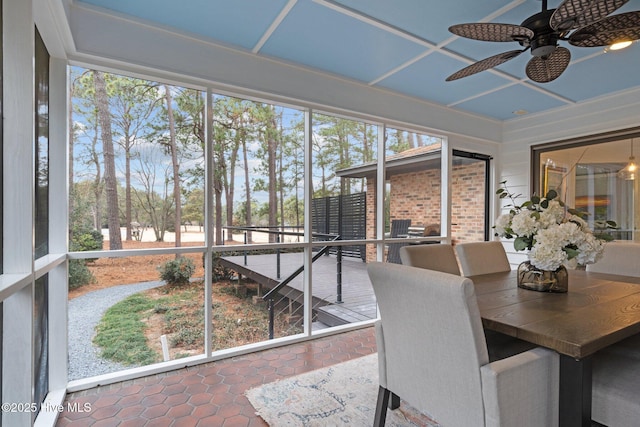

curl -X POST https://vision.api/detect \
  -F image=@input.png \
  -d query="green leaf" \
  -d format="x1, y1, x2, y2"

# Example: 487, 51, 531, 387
514, 237, 528, 251
531, 195, 540, 204
568, 208, 588, 219
540, 199, 549, 209
545, 189, 557, 200
496, 188, 505, 195
565, 247, 579, 259
606, 220, 618, 228
594, 233, 614, 242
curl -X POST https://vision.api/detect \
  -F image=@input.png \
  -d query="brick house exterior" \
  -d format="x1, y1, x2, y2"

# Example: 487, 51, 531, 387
353, 147, 486, 262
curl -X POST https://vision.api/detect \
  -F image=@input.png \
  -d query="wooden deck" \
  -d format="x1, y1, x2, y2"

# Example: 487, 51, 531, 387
218, 252, 377, 326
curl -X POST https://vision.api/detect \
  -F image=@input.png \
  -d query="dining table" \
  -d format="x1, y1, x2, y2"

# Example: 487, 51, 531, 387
471, 269, 640, 427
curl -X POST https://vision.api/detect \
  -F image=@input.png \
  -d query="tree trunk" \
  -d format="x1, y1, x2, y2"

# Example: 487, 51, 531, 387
164, 85, 181, 249
93, 71, 122, 250
125, 140, 132, 240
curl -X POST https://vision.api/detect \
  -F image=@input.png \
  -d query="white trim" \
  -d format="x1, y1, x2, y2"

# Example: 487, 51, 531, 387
34, 253, 66, 279
0, 273, 32, 301
204, 89, 214, 357
303, 109, 313, 336
441, 138, 452, 243
252, 0, 297, 53
3, 0, 36, 424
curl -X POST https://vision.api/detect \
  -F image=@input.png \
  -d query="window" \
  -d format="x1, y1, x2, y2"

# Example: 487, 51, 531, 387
35, 28, 49, 258
533, 128, 640, 241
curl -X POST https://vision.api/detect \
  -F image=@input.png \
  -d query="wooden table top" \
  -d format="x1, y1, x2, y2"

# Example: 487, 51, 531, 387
471, 269, 640, 359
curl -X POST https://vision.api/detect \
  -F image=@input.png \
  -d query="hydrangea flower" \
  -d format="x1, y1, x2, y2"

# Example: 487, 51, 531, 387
494, 182, 616, 271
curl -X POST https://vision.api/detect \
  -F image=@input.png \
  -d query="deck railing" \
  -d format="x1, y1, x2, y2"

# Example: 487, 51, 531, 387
222, 226, 342, 339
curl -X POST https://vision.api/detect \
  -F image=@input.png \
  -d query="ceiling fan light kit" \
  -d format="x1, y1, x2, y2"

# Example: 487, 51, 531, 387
446, 0, 640, 83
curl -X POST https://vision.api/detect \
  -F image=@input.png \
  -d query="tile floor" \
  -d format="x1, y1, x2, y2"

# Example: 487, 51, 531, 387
56, 327, 377, 426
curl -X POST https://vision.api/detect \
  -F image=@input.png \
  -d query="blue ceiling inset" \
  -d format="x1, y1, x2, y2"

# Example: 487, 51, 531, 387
76, 0, 640, 122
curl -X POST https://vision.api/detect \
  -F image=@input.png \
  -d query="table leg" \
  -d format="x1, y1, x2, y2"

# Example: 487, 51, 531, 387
559, 354, 592, 427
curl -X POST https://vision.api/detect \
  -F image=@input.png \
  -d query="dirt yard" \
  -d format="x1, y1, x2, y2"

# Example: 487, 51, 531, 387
69, 240, 208, 299
71, 239, 299, 361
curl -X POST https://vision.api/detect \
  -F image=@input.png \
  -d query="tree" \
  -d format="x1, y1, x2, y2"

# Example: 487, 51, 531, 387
111, 77, 160, 240
93, 70, 122, 250
132, 149, 174, 241
163, 85, 182, 249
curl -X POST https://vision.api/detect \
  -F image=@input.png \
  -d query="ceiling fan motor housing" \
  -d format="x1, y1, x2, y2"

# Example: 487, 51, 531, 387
521, 9, 560, 56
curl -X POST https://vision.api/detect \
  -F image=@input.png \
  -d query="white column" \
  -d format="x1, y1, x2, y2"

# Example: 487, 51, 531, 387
3, 0, 36, 426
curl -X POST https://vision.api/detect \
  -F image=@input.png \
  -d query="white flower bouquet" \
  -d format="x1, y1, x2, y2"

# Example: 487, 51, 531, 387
494, 181, 617, 271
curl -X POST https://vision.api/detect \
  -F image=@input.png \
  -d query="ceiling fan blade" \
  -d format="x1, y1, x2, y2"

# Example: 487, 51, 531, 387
569, 11, 640, 47
526, 47, 571, 83
448, 23, 533, 42
551, 0, 629, 31
446, 50, 526, 81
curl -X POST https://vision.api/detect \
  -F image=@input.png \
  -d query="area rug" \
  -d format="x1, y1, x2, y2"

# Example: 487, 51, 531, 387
246, 354, 440, 426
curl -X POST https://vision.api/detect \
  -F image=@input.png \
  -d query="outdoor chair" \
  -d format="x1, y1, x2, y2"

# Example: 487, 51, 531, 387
586, 241, 640, 276
386, 219, 411, 264
368, 262, 559, 427
399, 244, 460, 275
455, 241, 511, 276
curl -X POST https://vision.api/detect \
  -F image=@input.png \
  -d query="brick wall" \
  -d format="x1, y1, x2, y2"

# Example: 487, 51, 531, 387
364, 161, 486, 261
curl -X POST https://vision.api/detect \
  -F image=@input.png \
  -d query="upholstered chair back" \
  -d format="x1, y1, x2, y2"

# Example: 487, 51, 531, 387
399, 244, 461, 275
368, 262, 489, 425
455, 241, 511, 276
586, 241, 640, 276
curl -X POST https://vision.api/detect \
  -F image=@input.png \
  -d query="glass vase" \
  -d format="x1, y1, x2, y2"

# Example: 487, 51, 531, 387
517, 261, 568, 293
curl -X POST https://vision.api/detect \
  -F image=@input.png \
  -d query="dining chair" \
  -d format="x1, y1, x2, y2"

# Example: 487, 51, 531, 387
586, 241, 640, 276
400, 243, 536, 361
399, 243, 460, 275
592, 344, 640, 427
368, 262, 559, 427
455, 241, 511, 276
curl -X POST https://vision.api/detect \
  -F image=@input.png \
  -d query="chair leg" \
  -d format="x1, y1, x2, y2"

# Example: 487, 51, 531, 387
373, 386, 390, 427
389, 392, 400, 410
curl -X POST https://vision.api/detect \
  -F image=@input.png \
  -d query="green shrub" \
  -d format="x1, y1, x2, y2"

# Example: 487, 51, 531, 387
71, 230, 104, 252
68, 259, 95, 289
158, 257, 195, 286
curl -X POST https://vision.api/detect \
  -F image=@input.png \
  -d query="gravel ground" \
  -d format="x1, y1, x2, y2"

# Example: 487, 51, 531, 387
68, 281, 165, 381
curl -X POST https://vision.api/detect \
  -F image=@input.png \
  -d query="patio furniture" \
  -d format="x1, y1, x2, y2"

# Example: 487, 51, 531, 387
399, 243, 536, 361
586, 241, 640, 276
386, 219, 411, 264
368, 262, 559, 427
472, 269, 640, 427
455, 241, 511, 276
399, 244, 460, 275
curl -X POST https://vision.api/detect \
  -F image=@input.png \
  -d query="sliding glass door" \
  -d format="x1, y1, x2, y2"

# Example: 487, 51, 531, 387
451, 150, 491, 243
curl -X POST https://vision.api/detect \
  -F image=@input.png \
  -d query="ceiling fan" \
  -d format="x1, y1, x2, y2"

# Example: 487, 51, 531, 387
446, 0, 640, 83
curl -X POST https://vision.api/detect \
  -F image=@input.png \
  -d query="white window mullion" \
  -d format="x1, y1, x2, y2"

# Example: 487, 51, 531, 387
303, 109, 313, 336
441, 138, 451, 244
376, 124, 385, 260
47, 56, 70, 392
204, 89, 214, 356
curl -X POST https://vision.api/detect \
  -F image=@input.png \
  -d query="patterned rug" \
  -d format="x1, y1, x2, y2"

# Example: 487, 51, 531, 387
245, 354, 440, 426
